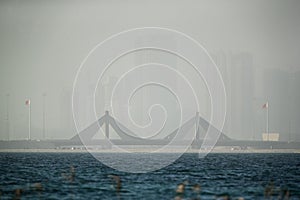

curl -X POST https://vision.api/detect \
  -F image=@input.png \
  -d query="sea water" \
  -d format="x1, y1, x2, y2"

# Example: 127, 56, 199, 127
0, 153, 299, 199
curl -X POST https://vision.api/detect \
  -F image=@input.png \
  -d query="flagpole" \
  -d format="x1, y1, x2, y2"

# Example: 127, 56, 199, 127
29, 102, 31, 140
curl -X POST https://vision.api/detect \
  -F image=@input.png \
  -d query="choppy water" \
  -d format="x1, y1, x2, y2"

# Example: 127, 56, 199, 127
0, 153, 299, 199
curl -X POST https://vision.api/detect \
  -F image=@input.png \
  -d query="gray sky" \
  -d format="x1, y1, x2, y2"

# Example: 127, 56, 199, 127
0, 0, 300, 141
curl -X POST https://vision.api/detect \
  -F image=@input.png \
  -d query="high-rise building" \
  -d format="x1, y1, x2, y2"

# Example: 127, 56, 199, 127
212, 51, 254, 140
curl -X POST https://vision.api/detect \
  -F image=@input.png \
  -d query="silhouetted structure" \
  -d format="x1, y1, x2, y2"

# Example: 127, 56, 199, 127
70, 111, 232, 149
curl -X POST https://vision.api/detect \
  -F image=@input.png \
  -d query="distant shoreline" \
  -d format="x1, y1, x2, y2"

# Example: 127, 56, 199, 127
0, 148, 299, 154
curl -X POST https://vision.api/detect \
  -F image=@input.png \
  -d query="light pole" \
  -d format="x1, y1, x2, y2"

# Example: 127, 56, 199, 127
25, 99, 31, 140
42, 93, 46, 140
266, 102, 269, 141
6, 94, 10, 141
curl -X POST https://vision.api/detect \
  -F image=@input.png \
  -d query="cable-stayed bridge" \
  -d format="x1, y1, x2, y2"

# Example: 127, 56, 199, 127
1, 111, 300, 150
69, 111, 232, 148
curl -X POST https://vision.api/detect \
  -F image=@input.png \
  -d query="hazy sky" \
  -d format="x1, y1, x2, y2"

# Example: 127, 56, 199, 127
0, 0, 300, 140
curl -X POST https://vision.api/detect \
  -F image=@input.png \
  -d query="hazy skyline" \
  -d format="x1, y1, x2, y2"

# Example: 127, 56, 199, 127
0, 0, 300, 141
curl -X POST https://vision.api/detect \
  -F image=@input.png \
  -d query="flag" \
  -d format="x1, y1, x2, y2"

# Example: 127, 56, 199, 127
25, 99, 30, 106
262, 102, 268, 109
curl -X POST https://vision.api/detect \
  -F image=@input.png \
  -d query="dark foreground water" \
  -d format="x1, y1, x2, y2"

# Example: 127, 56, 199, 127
0, 153, 299, 199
